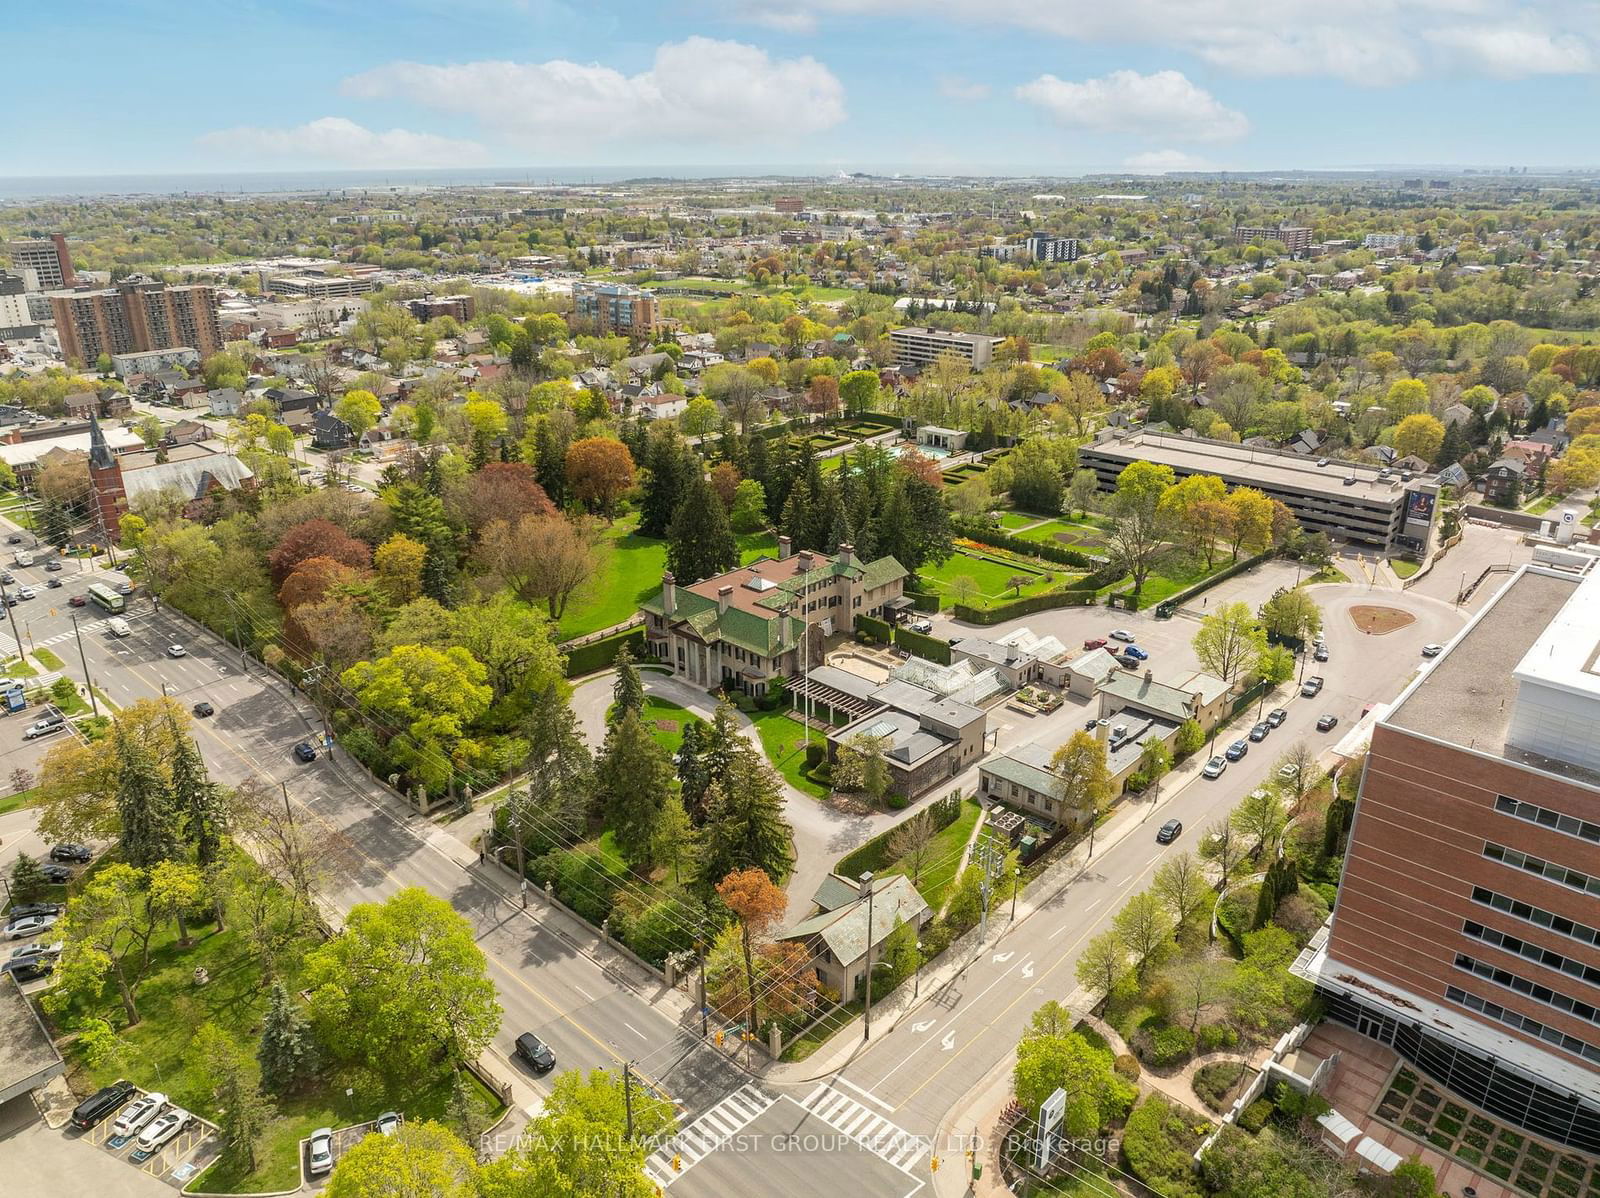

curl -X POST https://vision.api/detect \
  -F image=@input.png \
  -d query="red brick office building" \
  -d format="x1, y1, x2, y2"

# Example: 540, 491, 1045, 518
1299, 563, 1600, 1153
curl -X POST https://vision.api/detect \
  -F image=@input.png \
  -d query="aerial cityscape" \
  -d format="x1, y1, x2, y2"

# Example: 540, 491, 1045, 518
2, 4, 1600, 1198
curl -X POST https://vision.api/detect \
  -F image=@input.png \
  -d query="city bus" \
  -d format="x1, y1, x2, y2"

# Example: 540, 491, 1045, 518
85, 583, 125, 614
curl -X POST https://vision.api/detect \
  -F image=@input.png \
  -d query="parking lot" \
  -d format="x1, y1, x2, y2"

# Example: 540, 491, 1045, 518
79, 1086, 221, 1188
0, 1094, 174, 1198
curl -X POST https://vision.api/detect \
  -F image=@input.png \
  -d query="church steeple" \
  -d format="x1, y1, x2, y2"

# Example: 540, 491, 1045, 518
88, 409, 116, 471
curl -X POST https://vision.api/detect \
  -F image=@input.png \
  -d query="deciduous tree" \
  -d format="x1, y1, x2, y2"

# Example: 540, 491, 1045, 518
1192, 602, 1267, 684
326, 1120, 478, 1198
565, 435, 636, 519
1105, 460, 1175, 599
476, 513, 600, 620
341, 645, 492, 794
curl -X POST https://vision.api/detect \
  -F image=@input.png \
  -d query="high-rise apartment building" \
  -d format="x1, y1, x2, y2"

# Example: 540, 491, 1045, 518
888, 327, 1005, 370
1232, 224, 1314, 254
0, 273, 40, 340
6, 235, 76, 290
571, 280, 659, 337
1025, 233, 1081, 262
1298, 560, 1600, 1152
50, 276, 222, 366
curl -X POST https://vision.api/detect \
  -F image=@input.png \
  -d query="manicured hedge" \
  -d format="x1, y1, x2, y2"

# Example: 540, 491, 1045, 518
904, 589, 941, 612
1154, 548, 1275, 612
563, 626, 646, 677
894, 625, 952, 665
951, 584, 1103, 624
855, 613, 893, 643
950, 516, 1101, 569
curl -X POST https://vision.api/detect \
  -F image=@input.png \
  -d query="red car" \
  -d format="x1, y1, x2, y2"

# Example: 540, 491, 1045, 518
1082, 637, 1107, 650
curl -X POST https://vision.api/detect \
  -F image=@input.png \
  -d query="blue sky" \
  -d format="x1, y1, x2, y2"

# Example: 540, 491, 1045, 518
11, 0, 1600, 176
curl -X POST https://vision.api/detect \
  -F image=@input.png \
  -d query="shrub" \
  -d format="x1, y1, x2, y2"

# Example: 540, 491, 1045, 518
1237, 1098, 1274, 1133
1145, 1024, 1196, 1068
886, 793, 909, 810
563, 626, 646, 677
1113, 1053, 1141, 1082
1197, 1023, 1238, 1053
919, 919, 956, 960
617, 894, 703, 965
894, 625, 951, 665
1120, 1096, 1205, 1198
855, 613, 892, 644
530, 848, 622, 925
1193, 1061, 1247, 1112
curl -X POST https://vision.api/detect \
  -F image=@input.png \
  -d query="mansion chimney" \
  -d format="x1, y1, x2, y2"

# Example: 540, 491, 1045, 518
778, 534, 793, 560
661, 571, 676, 616
717, 585, 733, 613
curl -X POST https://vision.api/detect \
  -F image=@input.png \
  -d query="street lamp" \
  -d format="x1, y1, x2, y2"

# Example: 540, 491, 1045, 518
913, 940, 924, 998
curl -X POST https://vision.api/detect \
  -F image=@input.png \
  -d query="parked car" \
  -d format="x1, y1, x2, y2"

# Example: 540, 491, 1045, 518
136, 1107, 190, 1153
374, 1112, 401, 1137
1248, 722, 1270, 742
3, 535, 17, 545
5, 912, 60, 939
907, 618, 933, 634
1266, 708, 1289, 728
515, 1032, 556, 1073
68, 594, 87, 607
293, 742, 317, 763
14, 587, 33, 600
1155, 819, 1183, 844
111, 1092, 167, 1138
1109, 629, 1136, 642
1201, 756, 1227, 779
5, 902, 62, 920
1313, 645, 1329, 662
8, 940, 63, 963
24, 720, 66, 740
1278, 763, 1301, 782
1121, 645, 1149, 661
0, 571, 13, 584
1421, 643, 1443, 658
165, 644, 186, 658
1224, 739, 1249, 761
1082, 637, 1107, 650
1301, 676, 1325, 697
1317, 714, 1340, 732
307, 1127, 335, 1175
3, 957, 54, 981
40, 863, 73, 883
192, 701, 214, 718
70, 1080, 137, 1130
50, 843, 92, 863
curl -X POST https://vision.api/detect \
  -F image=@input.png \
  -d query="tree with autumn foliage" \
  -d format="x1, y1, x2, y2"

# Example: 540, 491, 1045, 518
712, 867, 817, 1030
450, 461, 554, 534
708, 461, 741, 510
268, 519, 372, 588
476, 513, 600, 620
565, 436, 635, 520
806, 374, 840, 416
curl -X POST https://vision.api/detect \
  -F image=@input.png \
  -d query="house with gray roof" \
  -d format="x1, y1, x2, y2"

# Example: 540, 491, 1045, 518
778, 872, 931, 1000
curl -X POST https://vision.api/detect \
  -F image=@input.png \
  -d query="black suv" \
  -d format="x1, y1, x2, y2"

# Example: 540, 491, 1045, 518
1156, 819, 1183, 844
70, 1080, 136, 1130
515, 1032, 556, 1073
50, 843, 92, 863
5, 903, 62, 920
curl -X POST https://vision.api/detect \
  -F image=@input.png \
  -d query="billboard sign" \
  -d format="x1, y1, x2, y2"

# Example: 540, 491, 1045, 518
1405, 489, 1436, 526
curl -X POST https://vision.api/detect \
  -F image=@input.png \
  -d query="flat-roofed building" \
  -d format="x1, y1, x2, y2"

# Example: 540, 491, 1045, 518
1296, 561, 1600, 1152
1232, 224, 1314, 254
267, 274, 374, 299
49, 276, 221, 364
1078, 428, 1440, 553
889, 326, 1004, 370
5, 235, 76, 290
572, 280, 659, 337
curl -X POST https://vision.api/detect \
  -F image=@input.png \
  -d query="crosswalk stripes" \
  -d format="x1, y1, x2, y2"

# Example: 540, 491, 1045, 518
643, 1083, 777, 1187
796, 1084, 927, 1172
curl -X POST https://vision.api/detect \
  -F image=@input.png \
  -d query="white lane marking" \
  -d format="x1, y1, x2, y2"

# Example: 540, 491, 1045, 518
833, 1075, 895, 1113
624, 1021, 648, 1040
573, 985, 595, 1001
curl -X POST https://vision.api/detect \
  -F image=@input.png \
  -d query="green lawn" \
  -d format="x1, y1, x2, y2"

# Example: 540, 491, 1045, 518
33, 647, 64, 670
998, 512, 1045, 531
0, 786, 37, 817
638, 696, 697, 755
1523, 495, 1559, 516
60, 851, 503, 1194
1391, 558, 1421, 579
881, 798, 982, 909
1121, 552, 1223, 606
557, 522, 781, 643
919, 549, 1073, 609
780, 1000, 864, 1063
746, 709, 829, 799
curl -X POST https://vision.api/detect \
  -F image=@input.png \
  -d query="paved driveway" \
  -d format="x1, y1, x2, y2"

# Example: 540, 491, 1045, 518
0, 1096, 175, 1198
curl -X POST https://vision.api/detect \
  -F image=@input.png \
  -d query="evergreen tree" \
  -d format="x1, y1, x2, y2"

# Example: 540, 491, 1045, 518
675, 720, 712, 818
780, 474, 815, 550
610, 645, 645, 727
9, 853, 46, 904
115, 735, 180, 868
170, 725, 226, 869
639, 431, 693, 538
595, 710, 675, 868
257, 980, 318, 1094
667, 470, 737, 584
698, 743, 794, 888
516, 682, 592, 857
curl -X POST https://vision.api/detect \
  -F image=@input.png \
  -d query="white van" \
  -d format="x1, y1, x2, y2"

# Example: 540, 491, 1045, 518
14, 553, 32, 568
107, 617, 130, 637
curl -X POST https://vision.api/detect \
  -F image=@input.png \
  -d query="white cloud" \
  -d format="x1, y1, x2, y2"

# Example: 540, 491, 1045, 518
341, 38, 846, 147
1428, 26, 1595, 77
197, 117, 488, 167
937, 75, 990, 100
1016, 69, 1248, 141
1122, 148, 1213, 172
725, 0, 1597, 84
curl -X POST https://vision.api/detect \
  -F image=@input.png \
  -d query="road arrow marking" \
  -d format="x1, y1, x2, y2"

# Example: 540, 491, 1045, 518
911, 1019, 935, 1033
1021, 960, 1034, 979
993, 951, 1015, 964
940, 1030, 956, 1051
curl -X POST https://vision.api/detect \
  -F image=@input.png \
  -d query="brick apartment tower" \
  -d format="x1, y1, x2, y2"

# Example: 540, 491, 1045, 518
86, 411, 127, 542
1301, 562, 1600, 1153
50, 276, 221, 367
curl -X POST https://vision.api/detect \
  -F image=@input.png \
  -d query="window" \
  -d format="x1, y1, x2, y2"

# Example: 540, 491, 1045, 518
1483, 842, 1600, 898
1445, 985, 1600, 1067
1453, 954, 1600, 1027
1462, 920, 1600, 987
1495, 795, 1600, 845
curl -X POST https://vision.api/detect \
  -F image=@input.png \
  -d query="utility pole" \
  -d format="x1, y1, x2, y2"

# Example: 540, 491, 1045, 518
623, 1061, 635, 1141
696, 933, 709, 1038
860, 871, 876, 1040
70, 613, 99, 718
978, 837, 1000, 942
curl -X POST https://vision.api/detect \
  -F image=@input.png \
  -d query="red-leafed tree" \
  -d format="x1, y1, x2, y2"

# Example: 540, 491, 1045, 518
564, 436, 636, 520
708, 462, 741, 510
1073, 346, 1128, 382
454, 461, 554, 534
896, 448, 944, 489
268, 519, 372, 587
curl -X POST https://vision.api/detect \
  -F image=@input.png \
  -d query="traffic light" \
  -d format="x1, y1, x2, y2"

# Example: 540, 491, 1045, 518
714, 1030, 724, 1046
930, 1157, 939, 1173
672, 1154, 682, 1173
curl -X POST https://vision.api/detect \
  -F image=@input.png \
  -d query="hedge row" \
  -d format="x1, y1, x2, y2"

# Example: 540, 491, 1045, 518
562, 626, 646, 677
835, 791, 964, 880
948, 560, 1124, 625
1152, 548, 1275, 611
855, 613, 893, 643
950, 516, 1101, 569
894, 625, 952, 665
904, 589, 941, 612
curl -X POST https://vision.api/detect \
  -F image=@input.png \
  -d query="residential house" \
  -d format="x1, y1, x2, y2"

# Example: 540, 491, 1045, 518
1441, 402, 1474, 429
205, 388, 243, 417
633, 391, 688, 421
777, 873, 931, 1000
1008, 391, 1057, 415
1481, 457, 1525, 505
1096, 667, 1230, 734
161, 419, 209, 447
1287, 429, 1325, 456
311, 411, 354, 450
